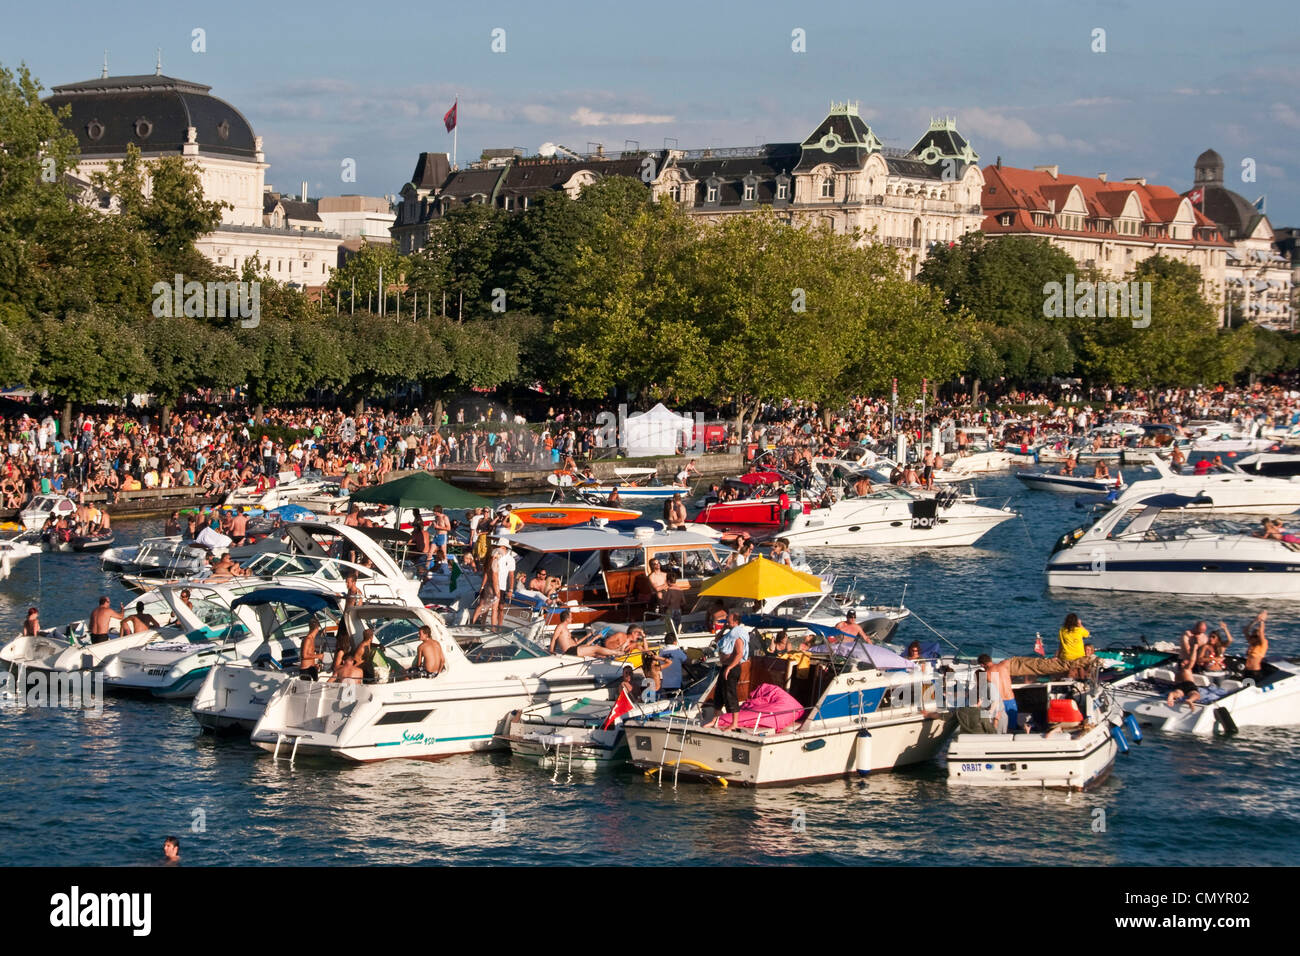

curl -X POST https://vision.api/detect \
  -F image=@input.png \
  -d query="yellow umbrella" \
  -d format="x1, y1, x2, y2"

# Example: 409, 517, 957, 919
697, 556, 823, 601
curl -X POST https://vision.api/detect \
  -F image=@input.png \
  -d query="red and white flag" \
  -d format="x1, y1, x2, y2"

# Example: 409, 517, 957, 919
443, 100, 458, 133
603, 688, 634, 729
1034, 633, 1046, 656
1187, 188, 1203, 205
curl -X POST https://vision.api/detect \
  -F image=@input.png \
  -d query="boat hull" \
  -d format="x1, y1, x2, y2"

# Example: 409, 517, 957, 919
946, 724, 1118, 790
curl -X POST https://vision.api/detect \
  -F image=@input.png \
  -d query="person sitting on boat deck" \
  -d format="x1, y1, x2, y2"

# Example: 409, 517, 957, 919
1243, 611, 1269, 684
664, 494, 688, 530
407, 625, 446, 678
979, 655, 1017, 732
329, 652, 365, 684
606, 487, 623, 506
658, 633, 689, 695
727, 540, 755, 569
647, 559, 669, 607
617, 665, 644, 705
769, 538, 794, 568
298, 617, 323, 681
641, 652, 664, 702
706, 613, 751, 725
1092, 459, 1110, 480
852, 474, 873, 497
1200, 621, 1233, 671
1059, 456, 1077, 477
164, 512, 182, 537
603, 624, 649, 656
1170, 445, 1187, 472
22, 607, 41, 636
208, 551, 245, 579
1193, 457, 1214, 476
1166, 646, 1203, 710
1057, 613, 1089, 662
902, 462, 921, 487
1179, 621, 1209, 662
89, 596, 123, 644
120, 601, 161, 636
550, 609, 620, 658
888, 463, 905, 485
834, 610, 871, 643
660, 572, 687, 629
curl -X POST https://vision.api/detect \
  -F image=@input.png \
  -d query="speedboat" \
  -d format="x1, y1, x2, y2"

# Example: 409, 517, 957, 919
1016, 470, 1125, 494
626, 640, 954, 786
946, 678, 1128, 790
102, 536, 208, 577
0, 536, 39, 579
1046, 493, 1300, 598
1101, 648, 1300, 734
249, 603, 632, 762
778, 487, 1014, 548
16, 494, 76, 533
1235, 450, 1300, 479
1122, 457, 1300, 515
510, 502, 643, 528
933, 427, 1015, 479
547, 467, 689, 500
104, 583, 339, 699
1187, 420, 1273, 453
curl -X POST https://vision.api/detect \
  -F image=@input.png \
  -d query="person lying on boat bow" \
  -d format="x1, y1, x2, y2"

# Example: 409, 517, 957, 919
549, 609, 621, 659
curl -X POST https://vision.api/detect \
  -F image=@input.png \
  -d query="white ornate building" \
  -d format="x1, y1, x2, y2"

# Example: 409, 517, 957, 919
45, 71, 341, 291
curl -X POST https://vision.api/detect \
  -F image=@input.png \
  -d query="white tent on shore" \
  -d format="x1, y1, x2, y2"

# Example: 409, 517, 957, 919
623, 403, 695, 457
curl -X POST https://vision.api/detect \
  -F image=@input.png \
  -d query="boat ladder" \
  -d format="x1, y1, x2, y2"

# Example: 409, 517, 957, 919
271, 731, 307, 765
653, 714, 691, 788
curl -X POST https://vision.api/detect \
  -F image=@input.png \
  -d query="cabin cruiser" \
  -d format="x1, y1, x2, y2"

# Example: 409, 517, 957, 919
16, 494, 76, 533
946, 677, 1128, 790
502, 669, 718, 773
0, 581, 261, 677
548, 467, 690, 500
778, 486, 1014, 548
1101, 647, 1300, 734
103, 582, 343, 699
497, 525, 732, 630
1046, 493, 1300, 598
249, 603, 631, 762
626, 639, 954, 786
1186, 420, 1273, 453
1122, 457, 1300, 515
222, 471, 332, 509
933, 427, 1015, 479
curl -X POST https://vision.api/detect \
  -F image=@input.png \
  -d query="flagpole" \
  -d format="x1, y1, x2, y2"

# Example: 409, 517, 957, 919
452, 95, 458, 170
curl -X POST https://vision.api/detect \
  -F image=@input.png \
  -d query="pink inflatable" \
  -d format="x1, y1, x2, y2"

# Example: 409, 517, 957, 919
715, 682, 806, 730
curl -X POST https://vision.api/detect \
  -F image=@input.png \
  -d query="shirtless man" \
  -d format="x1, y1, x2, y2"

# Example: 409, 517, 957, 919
89, 596, 123, 644
834, 610, 871, 643
1167, 640, 1203, 709
549, 609, 619, 658
410, 625, 446, 676
298, 617, 323, 681
431, 506, 452, 562
120, 601, 161, 636
602, 624, 649, 656
981, 655, 1018, 732
209, 552, 243, 579
228, 510, 249, 545
646, 559, 669, 605
664, 494, 688, 531
1093, 460, 1110, 480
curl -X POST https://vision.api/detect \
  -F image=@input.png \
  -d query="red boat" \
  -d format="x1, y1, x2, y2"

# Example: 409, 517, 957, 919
695, 497, 810, 529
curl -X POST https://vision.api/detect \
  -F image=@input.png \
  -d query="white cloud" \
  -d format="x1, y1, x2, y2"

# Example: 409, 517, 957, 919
570, 107, 675, 126
1270, 102, 1300, 130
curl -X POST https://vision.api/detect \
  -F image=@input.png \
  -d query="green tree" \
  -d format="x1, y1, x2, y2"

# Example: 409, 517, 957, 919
29, 309, 150, 430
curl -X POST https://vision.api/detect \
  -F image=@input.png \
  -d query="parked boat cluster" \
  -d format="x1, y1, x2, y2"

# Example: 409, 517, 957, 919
2, 416, 1298, 792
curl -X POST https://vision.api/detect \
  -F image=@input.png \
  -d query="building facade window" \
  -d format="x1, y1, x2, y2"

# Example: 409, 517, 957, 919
706, 179, 719, 203
743, 180, 756, 202
776, 180, 788, 200
820, 176, 834, 198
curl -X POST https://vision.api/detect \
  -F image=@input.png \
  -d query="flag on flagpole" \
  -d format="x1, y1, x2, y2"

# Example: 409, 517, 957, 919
1187, 188, 1204, 205
1034, 632, 1045, 656
443, 100, 457, 133
603, 687, 634, 730
1253, 195, 1266, 213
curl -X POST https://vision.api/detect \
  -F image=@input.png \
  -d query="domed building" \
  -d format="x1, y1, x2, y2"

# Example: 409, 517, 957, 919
1186, 149, 1292, 330
46, 70, 341, 290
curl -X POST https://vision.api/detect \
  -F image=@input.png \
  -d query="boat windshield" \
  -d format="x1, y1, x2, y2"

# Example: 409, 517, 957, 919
242, 552, 349, 580
457, 625, 551, 663
767, 593, 829, 617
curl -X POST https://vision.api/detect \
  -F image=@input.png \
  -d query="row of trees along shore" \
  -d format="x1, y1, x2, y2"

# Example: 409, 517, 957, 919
3, 63, 1296, 435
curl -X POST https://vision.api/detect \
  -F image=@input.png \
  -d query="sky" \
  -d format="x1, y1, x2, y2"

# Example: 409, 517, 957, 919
3, 0, 1298, 223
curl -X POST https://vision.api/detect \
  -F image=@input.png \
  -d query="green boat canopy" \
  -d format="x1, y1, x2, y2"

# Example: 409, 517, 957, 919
347, 471, 492, 511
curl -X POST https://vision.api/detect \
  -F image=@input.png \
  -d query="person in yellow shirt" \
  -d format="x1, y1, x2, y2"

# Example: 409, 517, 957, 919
498, 504, 524, 534
1057, 612, 1089, 662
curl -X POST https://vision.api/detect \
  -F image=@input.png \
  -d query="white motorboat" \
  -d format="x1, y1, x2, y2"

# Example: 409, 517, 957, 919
1101, 648, 1300, 734
1046, 492, 1300, 598
779, 487, 1014, 548
0, 536, 39, 579
249, 603, 633, 762
0, 582, 252, 676
932, 427, 1015, 480
626, 640, 954, 786
1016, 470, 1125, 494
1187, 420, 1273, 453
104, 583, 340, 699
101, 535, 210, 577
1122, 457, 1300, 515
16, 494, 76, 533
223, 472, 331, 509
946, 678, 1127, 790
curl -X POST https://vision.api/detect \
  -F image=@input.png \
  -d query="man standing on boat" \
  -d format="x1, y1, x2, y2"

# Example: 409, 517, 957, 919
708, 612, 750, 724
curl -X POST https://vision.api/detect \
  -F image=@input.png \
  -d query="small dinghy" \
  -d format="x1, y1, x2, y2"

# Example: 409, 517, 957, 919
71, 531, 115, 553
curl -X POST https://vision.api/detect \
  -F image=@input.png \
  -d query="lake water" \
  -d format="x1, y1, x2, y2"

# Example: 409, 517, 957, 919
1, 473, 1297, 866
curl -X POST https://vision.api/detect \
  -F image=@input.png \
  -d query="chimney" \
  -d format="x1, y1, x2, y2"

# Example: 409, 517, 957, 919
996, 156, 1002, 168
1123, 177, 1146, 186
1034, 164, 1059, 179
1097, 172, 1107, 182
301, 181, 308, 202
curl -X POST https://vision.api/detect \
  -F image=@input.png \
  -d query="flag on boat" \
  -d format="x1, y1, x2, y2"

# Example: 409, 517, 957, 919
443, 100, 457, 132
603, 688, 634, 729
1034, 633, 1045, 656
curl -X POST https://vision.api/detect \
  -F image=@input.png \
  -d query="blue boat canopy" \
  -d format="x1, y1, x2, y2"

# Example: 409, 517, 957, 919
741, 614, 841, 638
231, 588, 340, 612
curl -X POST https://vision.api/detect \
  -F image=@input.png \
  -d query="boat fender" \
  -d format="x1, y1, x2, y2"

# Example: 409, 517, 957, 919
1213, 707, 1238, 735
854, 729, 873, 775
1123, 713, 1142, 743
1110, 725, 1129, 754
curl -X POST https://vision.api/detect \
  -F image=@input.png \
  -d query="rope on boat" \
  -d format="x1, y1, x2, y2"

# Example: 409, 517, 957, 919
902, 606, 959, 651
